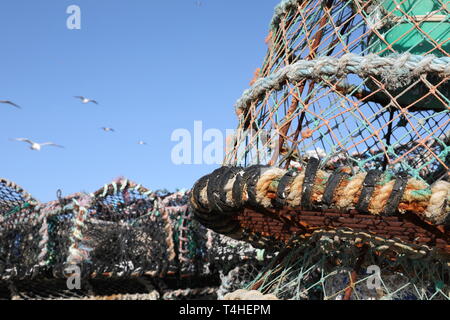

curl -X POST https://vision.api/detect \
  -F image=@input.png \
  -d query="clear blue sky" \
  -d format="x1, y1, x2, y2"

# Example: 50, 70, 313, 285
0, 0, 279, 202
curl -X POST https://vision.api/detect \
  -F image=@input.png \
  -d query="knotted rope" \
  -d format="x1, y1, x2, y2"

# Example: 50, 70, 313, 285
235, 53, 450, 115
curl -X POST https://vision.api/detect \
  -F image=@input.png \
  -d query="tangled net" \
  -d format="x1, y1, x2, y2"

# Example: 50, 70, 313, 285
191, 0, 450, 300
0, 178, 270, 300
246, 233, 449, 300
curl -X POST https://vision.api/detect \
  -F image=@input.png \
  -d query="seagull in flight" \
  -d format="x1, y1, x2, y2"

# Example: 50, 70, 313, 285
101, 127, 115, 132
74, 96, 99, 105
0, 100, 21, 109
138, 141, 147, 145
12, 138, 64, 151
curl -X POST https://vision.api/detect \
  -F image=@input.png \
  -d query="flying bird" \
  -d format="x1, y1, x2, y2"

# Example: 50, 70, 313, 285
138, 141, 147, 145
0, 100, 21, 109
101, 127, 115, 132
12, 138, 64, 151
74, 96, 99, 105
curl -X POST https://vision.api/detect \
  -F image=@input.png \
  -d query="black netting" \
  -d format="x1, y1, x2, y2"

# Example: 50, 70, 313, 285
0, 178, 272, 299
0, 217, 44, 279
0, 180, 43, 280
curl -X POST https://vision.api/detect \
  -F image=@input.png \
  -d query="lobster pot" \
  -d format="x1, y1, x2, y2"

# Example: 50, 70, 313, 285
70, 181, 178, 278
47, 180, 179, 278
226, 0, 450, 184
364, 0, 450, 110
0, 214, 45, 280
189, 0, 450, 300
80, 213, 175, 278
0, 179, 44, 280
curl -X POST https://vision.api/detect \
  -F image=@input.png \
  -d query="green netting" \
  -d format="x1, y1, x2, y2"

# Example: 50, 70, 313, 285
245, 233, 449, 300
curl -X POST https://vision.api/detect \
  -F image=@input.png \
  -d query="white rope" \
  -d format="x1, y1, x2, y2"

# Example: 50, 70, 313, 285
235, 53, 450, 114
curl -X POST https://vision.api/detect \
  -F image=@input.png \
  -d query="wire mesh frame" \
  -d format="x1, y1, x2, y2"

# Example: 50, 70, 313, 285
225, 0, 450, 185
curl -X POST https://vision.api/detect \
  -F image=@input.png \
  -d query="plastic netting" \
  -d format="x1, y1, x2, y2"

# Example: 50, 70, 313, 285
216, 0, 450, 300
245, 233, 449, 300
0, 178, 269, 299
0, 179, 38, 215
0, 179, 43, 279
80, 181, 175, 278
225, 0, 450, 186
217, 264, 265, 300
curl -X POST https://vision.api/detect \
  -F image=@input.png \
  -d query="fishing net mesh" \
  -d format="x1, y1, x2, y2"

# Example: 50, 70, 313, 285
78, 184, 175, 278
0, 179, 43, 279
245, 233, 449, 300
225, 0, 450, 184
0, 178, 267, 299
217, 264, 265, 300
220, 0, 450, 300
